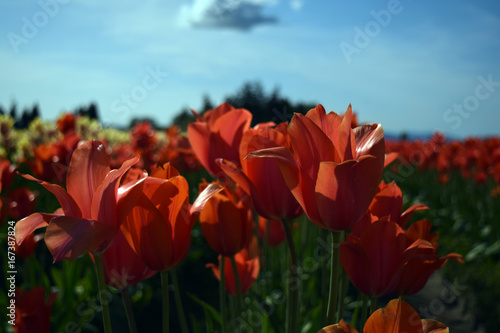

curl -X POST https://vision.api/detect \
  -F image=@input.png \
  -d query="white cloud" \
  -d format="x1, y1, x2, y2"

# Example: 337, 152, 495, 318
178, 0, 278, 30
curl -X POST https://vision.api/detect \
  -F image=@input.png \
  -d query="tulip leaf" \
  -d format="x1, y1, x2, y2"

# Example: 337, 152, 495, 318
188, 293, 222, 325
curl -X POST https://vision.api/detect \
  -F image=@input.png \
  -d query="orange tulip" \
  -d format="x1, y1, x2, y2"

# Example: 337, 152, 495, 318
199, 181, 253, 256
14, 287, 58, 333
364, 299, 449, 333
217, 121, 302, 220
248, 104, 385, 231
318, 299, 449, 333
121, 164, 222, 271
15, 141, 141, 261
188, 102, 252, 177
207, 247, 260, 295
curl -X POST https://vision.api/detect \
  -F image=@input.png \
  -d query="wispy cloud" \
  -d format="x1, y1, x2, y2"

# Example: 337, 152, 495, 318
178, 0, 278, 30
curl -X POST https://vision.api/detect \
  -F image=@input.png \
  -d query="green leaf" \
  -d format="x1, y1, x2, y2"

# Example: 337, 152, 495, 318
188, 292, 221, 325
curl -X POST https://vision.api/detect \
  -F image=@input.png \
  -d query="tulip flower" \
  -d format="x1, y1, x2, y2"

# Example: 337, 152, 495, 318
340, 219, 407, 297
188, 102, 252, 177
14, 287, 58, 333
14, 233, 42, 258
351, 181, 428, 236
207, 247, 260, 295
198, 181, 253, 257
248, 104, 385, 232
120, 163, 223, 272
318, 300, 449, 333
15, 140, 140, 262
398, 221, 464, 296
217, 122, 301, 220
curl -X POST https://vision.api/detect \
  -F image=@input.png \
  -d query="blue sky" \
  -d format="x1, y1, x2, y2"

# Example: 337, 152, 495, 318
1, 0, 499, 138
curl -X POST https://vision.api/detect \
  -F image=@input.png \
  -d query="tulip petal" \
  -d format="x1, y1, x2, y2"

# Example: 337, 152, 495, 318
399, 204, 429, 229
67, 141, 111, 219
187, 122, 211, 173
216, 158, 253, 195
384, 152, 399, 167
340, 240, 373, 296
19, 173, 81, 217
15, 213, 61, 245
353, 124, 385, 161
364, 299, 423, 333
191, 182, 224, 218
315, 157, 382, 230
91, 155, 140, 227
318, 319, 359, 333
421, 319, 449, 333
45, 216, 115, 262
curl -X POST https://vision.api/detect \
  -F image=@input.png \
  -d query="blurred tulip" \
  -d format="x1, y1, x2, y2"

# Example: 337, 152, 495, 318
199, 181, 253, 256
351, 181, 427, 236
207, 247, 260, 295
56, 113, 76, 134
7, 187, 37, 220
257, 216, 286, 247
121, 163, 222, 271
14, 287, 58, 333
15, 141, 140, 262
217, 121, 302, 220
14, 233, 42, 258
188, 102, 252, 177
248, 104, 385, 231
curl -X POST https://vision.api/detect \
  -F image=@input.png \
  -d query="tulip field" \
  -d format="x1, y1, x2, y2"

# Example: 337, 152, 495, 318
1, 105, 499, 333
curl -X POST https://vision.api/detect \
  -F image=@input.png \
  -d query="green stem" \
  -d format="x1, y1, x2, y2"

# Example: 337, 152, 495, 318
93, 254, 113, 333
336, 265, 348, 322
326, 231, 341, 324
161, 270, 170, 333
350, 292, 362, 329
121, 288, 138, 333
360, 294, 369, 331
281, 219, 298, 333
170, 268, 189, 333
229, 255, 243, 314
220, 257, 227, 333
370, 296, 377, 315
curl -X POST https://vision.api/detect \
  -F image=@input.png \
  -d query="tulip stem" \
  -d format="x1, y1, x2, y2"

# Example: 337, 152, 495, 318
121, 288, 138, 333
360, 293, 369, 330
370, 296, 377, 314
93, 254, 113, 333
171, 268, 189, 333
161, 270, 170, 333
336, 263, 348, 322
326, 231, 341, 325
350, 292, 362, 329
220, 257, 227, 333
281, 218, 298, 333
230, 255, 243, 314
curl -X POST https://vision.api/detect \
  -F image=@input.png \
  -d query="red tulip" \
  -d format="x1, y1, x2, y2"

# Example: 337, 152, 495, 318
120, 163, 222, 271
14, 287, 58, 333
317, 319, 358, 333
14, 233, 42, 258
207, 247, 260, 295
398, 220, 464, 296
351, 181, 428, 236
188, 102, 252, 177
248, 104, 385, 231
15, 141, 140, 262
199, 181, 253, 256
340, 219, 406, 297
217, 122, 302, 220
